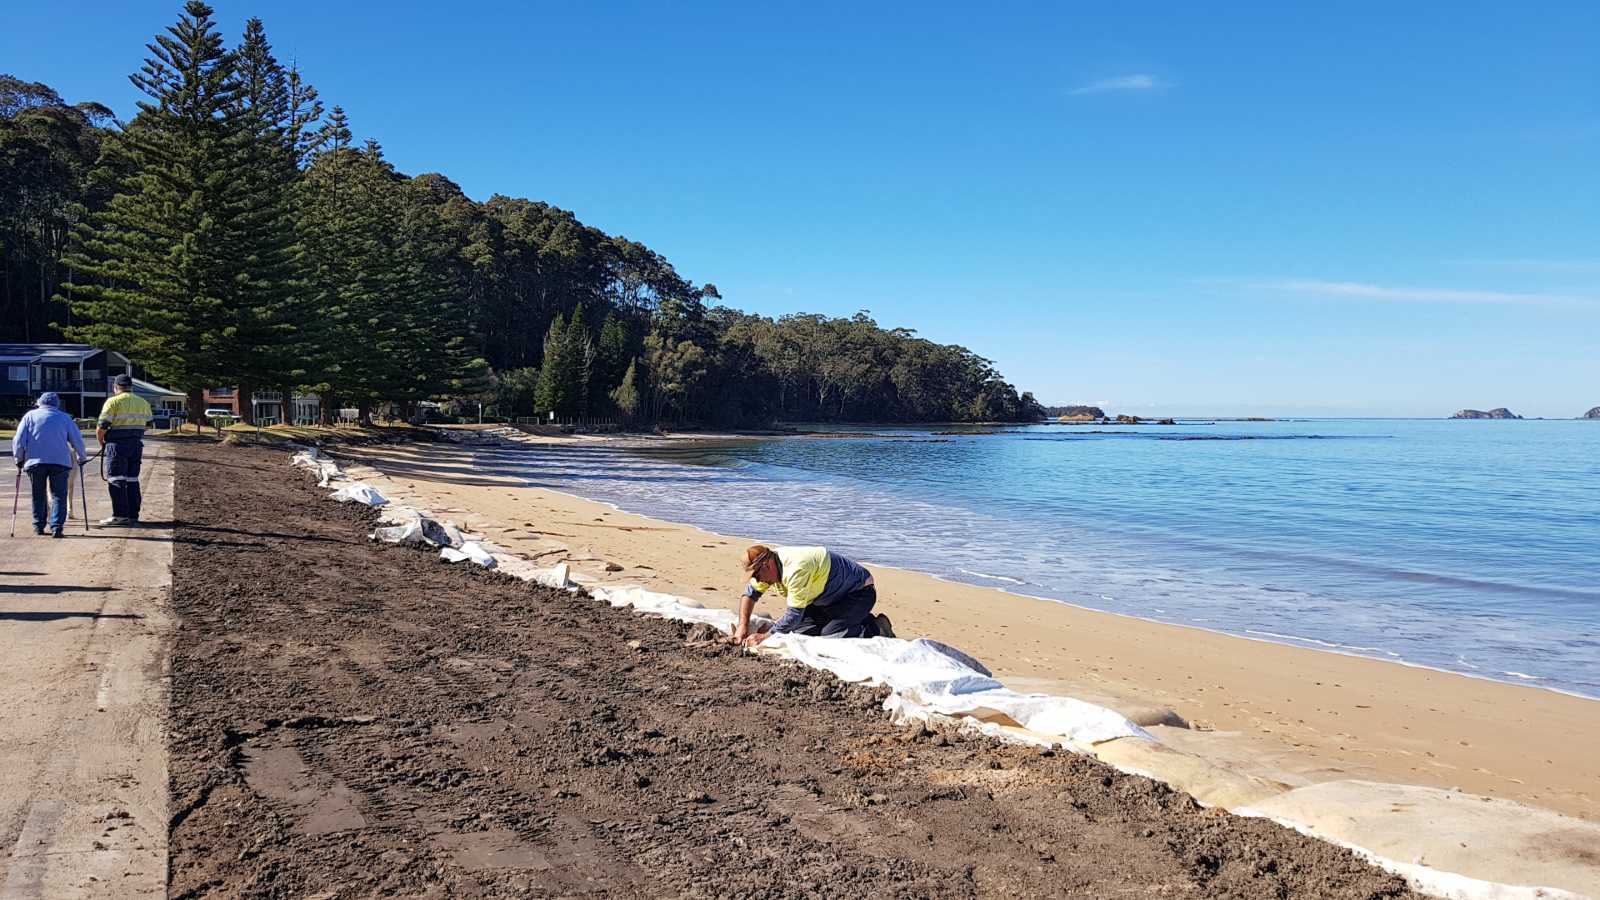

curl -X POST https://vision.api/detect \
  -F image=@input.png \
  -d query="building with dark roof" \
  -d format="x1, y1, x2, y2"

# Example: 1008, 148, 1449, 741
0, 343, 179, 419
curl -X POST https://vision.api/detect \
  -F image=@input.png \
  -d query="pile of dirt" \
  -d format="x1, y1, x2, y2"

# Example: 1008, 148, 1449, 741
167, 442, 1421, 898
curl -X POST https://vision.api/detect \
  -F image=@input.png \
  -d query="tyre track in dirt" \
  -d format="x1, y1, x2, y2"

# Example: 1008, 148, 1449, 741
167, 442, 1421, 898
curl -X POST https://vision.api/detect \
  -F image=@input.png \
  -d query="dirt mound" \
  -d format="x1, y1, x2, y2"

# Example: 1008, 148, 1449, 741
166, 443, 1420, 898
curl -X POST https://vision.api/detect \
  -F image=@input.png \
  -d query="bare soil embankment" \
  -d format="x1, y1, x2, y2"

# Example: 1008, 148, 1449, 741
166, 442, 1418, 898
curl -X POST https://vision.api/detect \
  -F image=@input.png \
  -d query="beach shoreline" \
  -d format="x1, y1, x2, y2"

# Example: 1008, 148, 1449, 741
333, 427, 1600, 828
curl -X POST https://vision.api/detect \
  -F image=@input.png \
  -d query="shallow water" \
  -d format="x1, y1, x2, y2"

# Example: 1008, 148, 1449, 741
479, 419, 1600, 698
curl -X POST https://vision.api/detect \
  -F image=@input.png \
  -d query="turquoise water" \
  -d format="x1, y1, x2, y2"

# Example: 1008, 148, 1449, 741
479, 420, 1600, 698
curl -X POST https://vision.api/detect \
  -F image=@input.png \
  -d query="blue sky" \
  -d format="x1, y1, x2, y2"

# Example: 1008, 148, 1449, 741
6, 2, 1598, 416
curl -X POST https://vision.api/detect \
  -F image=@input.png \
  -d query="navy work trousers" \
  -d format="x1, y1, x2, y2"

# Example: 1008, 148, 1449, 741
105, 435, 144, 521
27, 463, 70, 532
789, 585, 881, 638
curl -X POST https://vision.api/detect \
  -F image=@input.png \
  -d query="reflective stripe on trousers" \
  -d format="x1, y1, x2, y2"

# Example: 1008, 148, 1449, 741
105, 435, 144, 520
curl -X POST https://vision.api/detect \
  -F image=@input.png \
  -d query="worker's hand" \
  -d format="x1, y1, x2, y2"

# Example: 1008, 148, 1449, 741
728, 625, 748, 645
742, 630, 771, 647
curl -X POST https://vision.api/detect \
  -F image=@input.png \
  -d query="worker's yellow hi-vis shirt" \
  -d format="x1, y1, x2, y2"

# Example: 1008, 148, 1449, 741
748, 546, 833, 609
98, 391, 153, 434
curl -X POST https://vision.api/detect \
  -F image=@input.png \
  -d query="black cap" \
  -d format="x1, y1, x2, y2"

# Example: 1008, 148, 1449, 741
113, 374, 133, 387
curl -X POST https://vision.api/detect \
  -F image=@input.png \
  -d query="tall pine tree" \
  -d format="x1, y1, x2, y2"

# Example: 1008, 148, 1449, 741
61, 0, 247, 420
227, 16, 314, 422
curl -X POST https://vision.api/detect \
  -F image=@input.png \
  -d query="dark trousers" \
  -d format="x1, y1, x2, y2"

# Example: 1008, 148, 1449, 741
105, 435, 144, 520
791, 585, 881, 638
27, 464, 70, 532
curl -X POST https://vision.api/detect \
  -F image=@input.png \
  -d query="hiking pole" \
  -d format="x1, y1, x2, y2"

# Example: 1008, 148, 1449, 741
79, 461, 90, 533
9, 467, 18, 538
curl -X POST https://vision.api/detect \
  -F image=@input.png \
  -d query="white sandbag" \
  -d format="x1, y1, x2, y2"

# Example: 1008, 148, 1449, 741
528, 561, 572, 589
290, 446, 346, 487
371, 513, 463, 548
440, 541, 497, 568
329, 482, 387, 506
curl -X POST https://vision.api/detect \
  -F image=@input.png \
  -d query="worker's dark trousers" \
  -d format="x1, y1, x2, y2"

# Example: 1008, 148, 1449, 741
105, 434, 144, 521
789, 585, 881, 638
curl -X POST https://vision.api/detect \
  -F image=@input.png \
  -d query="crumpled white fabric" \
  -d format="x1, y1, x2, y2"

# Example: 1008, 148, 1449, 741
290, 447, 345, 487
440, 541, 497, 568
371, 513, 463, 549
762, 633, 1149, 746
329, 482, 387, 506
592, 585, 750, 630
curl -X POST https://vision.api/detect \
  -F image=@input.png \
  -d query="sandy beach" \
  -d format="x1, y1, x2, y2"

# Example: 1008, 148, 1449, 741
334, 429, 1600, 833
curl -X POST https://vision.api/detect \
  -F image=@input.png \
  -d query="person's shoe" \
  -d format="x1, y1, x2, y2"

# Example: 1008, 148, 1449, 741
33, 525, 45, 536
51, 528, 64, 539
98, 516, 131, 526
873, 613, 896, 639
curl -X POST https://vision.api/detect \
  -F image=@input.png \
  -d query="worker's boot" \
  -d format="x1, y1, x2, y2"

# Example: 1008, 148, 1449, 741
98, 516, 130, 526
873, 613, 895, 639
51, 528, 64, 539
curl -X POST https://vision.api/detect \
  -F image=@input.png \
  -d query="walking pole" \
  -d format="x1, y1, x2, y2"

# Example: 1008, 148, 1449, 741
9, 467, 19, 538
79, 461, 90, 533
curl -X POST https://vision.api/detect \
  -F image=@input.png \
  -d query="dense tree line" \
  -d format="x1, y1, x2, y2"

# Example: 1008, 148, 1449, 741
2, 2, 1042, 426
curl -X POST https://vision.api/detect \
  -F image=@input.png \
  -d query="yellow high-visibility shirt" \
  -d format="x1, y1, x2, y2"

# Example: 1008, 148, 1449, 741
98, 391, 153, 432
747, 545, 833, 610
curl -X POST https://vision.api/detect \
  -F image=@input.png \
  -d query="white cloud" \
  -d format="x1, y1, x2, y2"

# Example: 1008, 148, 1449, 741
1257, 279, 1595, 308
1069, 74, 1171, 96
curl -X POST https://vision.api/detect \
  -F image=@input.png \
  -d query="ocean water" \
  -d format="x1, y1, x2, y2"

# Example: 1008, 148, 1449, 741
474, 420, 1600, 698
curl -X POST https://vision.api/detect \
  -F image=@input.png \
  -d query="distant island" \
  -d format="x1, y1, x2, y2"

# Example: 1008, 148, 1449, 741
1043, 405, 1107, 422
1451, 408, 1522, 420
1584, 407, 1600, 419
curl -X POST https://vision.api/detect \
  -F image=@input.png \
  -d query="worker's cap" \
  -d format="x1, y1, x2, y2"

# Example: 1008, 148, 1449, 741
35, 392, 60, 408
742, 544, 774, 573
112, 374, 133, 387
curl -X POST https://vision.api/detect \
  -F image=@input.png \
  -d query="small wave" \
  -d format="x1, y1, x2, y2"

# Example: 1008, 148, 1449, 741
958, 568, 1029, 586
1503, 671, 1544, 681
1245, 629, 1396, 656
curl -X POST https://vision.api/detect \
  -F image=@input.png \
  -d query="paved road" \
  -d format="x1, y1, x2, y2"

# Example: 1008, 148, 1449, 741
0, 440, 171, 898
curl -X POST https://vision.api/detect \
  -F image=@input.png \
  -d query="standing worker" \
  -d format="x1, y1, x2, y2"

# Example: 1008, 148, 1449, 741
732, 544, 895, 645
11, 392, 89, 538
96, 374, 152, 526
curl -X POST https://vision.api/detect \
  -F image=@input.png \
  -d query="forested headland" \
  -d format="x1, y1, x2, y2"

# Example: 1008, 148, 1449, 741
0, 2, 1043, 426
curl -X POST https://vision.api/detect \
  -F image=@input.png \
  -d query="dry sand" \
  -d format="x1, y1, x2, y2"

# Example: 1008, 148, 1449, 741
335, 431, 1600, 826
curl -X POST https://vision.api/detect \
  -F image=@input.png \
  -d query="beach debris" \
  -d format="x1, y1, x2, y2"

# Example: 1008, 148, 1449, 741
371, 514, 463, 549
440, 542, 497, 568
329, 482, 387, 506
683, 623, 724, 645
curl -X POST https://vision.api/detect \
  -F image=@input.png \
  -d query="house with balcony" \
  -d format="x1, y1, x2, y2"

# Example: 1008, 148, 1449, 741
1, 343, 130, 418
1, 343, 187, 422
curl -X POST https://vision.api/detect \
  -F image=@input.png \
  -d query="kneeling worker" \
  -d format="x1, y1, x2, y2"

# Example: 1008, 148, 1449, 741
733, 544, 894, 646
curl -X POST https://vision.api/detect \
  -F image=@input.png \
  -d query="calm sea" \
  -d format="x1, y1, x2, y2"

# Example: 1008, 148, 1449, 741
478, 420, 1600, 698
